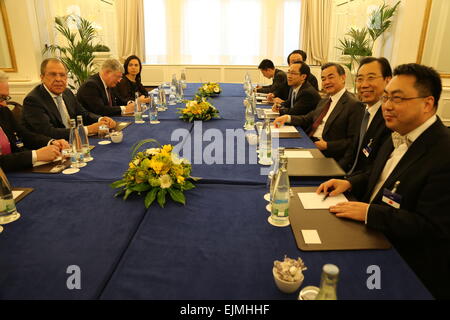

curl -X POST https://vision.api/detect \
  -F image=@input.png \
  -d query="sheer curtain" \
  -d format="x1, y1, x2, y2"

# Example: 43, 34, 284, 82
144, 0, 301, 65
300, 0, 332, 65
116, 0, 146, 62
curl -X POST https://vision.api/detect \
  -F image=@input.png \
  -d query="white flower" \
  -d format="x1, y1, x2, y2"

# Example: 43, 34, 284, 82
145, 148, 160, 156
187, 101, 197, 108
203, 84, 208, 90
213, 87, 220, 93
159, 174, 172, 189
171, 154, 182, 165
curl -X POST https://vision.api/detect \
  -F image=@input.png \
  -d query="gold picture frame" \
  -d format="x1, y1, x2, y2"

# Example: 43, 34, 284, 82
0, 0, 17, 72
417, 0, 450, 78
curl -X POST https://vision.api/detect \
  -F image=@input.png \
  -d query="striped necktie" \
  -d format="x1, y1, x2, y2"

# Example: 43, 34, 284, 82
348, 108, 371, 174
55, 95, 70, 128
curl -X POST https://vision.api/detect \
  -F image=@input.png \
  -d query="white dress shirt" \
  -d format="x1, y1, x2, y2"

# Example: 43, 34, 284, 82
312, 87, 347, 139
100, 76, 127, 113
365, 101, 382, 130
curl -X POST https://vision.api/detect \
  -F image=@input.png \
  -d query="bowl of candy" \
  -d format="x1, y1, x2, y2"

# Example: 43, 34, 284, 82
273, 255, 307, 293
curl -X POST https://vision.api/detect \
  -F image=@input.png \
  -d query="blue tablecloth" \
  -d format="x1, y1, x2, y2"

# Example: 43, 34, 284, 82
0, 83, 433, 300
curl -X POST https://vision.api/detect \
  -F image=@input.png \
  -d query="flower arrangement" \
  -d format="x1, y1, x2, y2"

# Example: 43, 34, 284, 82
177, 96, 220, 122
111, 139, 195, 208
197, 82, 221, 97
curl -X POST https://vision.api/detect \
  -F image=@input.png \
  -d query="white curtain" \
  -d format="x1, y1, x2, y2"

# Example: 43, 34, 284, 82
300, 0, 332, 65
143, 0, 302, 65
116, 0, 146, 62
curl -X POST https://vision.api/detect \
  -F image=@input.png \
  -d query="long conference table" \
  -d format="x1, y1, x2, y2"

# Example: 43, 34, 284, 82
0, 84, 432, 300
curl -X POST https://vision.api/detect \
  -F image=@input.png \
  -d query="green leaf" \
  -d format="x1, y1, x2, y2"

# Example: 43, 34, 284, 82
131, 183, 152, 192
123, 189, 133, 200
183, 181, 196, 191
168, 188, 186, 205
110, 180, 127, 189
157, 189, 167, 208
145, 188, 159, 208
114, 190, 125, 198
131, 139, 160, 158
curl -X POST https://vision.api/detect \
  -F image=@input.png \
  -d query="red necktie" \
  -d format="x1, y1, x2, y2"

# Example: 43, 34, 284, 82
308, 98, 332, 137
0, 127, 12, 155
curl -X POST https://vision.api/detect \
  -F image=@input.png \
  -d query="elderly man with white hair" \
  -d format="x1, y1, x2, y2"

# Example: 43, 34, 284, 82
77, 59, 134, 117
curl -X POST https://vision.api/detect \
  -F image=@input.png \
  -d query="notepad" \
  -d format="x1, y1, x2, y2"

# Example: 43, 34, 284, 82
264, 110, 279, 117
33, 157, 62, 167
301, 230, 322, 244
12, 190, 24, 200
298, 192, 348, 209
271, 125, 298, 133
284, 150, 313, 159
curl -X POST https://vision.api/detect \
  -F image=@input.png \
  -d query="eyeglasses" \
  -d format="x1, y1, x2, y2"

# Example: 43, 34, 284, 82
381, 95, 429, 104
0, 95, 11, 102
355, 75, 383, 84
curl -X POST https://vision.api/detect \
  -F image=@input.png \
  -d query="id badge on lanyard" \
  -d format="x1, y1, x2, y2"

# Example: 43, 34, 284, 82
382, 181, 402, 209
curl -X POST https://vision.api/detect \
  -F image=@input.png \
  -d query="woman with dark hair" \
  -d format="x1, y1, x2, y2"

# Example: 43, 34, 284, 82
115, 55, 150, 105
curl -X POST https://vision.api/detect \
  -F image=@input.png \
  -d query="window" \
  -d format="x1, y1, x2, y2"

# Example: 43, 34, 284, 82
144, 0, 302, 65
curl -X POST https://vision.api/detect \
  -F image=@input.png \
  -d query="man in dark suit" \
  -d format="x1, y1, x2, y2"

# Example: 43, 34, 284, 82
287, 50, 319, 91
77, 59, 135, 117
341, 57, 393, 174
0, 71, 67, 172
22, 59, 116, 140
318, 64, 450, 299
255, 59, 289, 101
273, 61, 321, 117
274, 63, 364, 163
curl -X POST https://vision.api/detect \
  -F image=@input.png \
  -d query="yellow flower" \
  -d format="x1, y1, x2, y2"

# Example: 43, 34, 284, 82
177, 176, 185, 184
150, 159, 165, 175
159, 174, 172, 189
162, 145, 173, 153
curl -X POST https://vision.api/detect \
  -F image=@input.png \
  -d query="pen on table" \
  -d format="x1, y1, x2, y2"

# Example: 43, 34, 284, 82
322, 192, 329, 201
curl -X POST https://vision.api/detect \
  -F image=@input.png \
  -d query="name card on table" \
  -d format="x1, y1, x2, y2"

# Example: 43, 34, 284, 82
270, 125, 301, 138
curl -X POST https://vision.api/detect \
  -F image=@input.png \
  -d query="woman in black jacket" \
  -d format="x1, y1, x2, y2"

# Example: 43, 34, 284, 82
115, 55, 150, 105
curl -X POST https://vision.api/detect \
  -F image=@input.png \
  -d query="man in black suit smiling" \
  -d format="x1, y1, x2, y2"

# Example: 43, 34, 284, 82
0, 70, 67, 172
318, 64, 450, 299
22, 58, 116, 140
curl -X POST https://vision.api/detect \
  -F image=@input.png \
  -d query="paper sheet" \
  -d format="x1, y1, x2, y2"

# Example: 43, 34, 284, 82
298, 192, 348, 209
284, 150, 313, 159
271, 125, 298, 133
12, 190, 24, 200
33, 157, 62, 167
301, 230, 322, 244
264, 109, 279, 116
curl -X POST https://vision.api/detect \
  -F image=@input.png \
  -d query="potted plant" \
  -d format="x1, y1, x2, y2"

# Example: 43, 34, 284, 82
43, 15, 108, 89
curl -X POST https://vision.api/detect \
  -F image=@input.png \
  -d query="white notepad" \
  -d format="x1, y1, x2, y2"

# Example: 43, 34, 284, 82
284, 150, 313, 159
301, 230, 322, 244
271, 125, 298, 133
298, 192, 348, 209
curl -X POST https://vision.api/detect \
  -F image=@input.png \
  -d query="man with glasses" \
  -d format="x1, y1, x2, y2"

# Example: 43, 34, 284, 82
341, 57, 393, 176
0, 70, 68, 172
317, 63, 450, 299
274, 63, 363, 164
22, 59, 116, 140
273, 61, 321, 116
77, 59, 134, 117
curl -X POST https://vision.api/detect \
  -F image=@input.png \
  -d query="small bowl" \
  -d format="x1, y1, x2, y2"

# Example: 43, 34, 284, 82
110, 131, 123, 143
272, 267, 304, 294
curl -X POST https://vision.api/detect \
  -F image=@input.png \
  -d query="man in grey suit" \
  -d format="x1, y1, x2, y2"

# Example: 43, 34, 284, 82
274, 63, 364, 163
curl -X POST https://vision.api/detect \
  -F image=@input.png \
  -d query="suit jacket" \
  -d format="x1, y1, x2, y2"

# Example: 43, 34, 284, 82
77, 73, 123, 117
341, 106, 391, 173
0, 107, 51, 172
307, 73, 319, 91
22, 84, 100, 140
256, 69, 290, 100
290, 90, 364, 162
279, 81, 321, 116
348, 118, 450, 299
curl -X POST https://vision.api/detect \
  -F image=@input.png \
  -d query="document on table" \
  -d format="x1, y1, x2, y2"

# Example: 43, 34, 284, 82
264, 109, 279, 117
284, 150, 314, 159
33, 157, 62, 167
12, 190, 24, 200
271, 125, 298, 133
298, 192, 348, 209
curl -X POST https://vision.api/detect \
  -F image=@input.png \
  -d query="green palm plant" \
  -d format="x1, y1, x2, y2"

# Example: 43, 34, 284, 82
367, 1, 401, 52
43, 15, 99, 89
